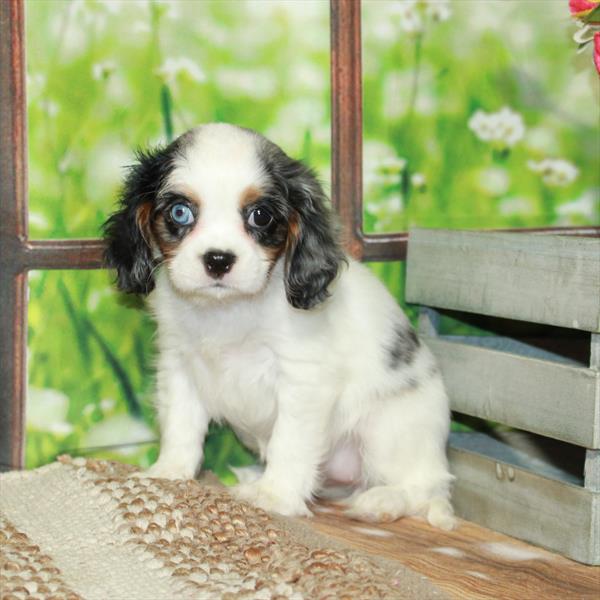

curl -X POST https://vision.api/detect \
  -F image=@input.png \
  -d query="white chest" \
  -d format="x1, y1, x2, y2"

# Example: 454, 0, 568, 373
189, 336, 280, 450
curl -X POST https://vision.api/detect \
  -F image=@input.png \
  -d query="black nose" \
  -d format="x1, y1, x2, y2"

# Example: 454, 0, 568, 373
203, 250, 236, 279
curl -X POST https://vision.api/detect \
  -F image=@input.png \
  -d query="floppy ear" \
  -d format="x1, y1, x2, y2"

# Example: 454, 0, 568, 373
102, 144, 178, 295
282, 161, 345, 310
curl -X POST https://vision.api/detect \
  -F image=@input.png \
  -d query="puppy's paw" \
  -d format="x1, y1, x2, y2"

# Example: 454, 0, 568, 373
132, 459, 196, 481
426, 497, 457, 531
233, 480, 312, 518
345, 486, 407, 523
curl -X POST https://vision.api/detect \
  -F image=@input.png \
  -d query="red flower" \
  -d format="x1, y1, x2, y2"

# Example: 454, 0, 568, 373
594, 32, 600, 74
570, 0, 598, 16
570, 0, 600, 23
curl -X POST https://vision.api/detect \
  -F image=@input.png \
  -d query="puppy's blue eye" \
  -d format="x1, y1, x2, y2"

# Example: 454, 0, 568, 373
248, 207, 273, 229
170, 203, 194, 226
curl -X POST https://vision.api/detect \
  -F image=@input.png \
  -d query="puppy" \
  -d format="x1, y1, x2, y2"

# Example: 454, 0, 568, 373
103, 123, 455, 529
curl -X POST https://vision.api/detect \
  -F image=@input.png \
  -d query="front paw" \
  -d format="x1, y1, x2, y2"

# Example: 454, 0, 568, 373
233, 479, 312, 518
133, 459, 196, 481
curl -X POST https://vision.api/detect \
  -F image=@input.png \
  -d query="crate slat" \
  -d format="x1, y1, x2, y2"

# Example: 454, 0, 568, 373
406, 229, 600, 333
427, 336, 600, 448
449, 434, 600, 565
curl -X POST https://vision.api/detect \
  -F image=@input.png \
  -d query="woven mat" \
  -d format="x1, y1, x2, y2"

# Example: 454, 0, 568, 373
0, 457, 448, 599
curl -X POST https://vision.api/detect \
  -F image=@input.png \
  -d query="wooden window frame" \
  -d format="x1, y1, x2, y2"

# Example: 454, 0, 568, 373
1, 0, 597, 470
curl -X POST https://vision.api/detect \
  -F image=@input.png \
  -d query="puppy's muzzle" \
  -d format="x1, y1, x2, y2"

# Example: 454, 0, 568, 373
203, 250, 237, 279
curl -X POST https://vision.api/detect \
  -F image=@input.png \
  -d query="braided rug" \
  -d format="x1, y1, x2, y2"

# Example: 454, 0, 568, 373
0, 456, 447, 599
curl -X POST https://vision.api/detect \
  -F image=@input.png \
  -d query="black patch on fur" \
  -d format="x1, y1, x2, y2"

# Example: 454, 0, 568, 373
102, 135, 190, 295
406, 377, 420, 389
257, 138, 346, 310
388, 325, 421, 369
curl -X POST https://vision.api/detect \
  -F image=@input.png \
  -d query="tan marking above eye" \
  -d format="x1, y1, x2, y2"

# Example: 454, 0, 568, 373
240, 186, 263, 209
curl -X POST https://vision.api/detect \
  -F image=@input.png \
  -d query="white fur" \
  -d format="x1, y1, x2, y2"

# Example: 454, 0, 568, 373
162, 126, 272, 300
138, 124, 455, 528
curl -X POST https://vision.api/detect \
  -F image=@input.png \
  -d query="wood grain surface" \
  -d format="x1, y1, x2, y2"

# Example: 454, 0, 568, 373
307, 502, 600, 599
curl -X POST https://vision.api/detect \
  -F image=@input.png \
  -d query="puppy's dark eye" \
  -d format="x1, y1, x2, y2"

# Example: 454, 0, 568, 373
169, 203, 194, 226
248, 207, 273, 229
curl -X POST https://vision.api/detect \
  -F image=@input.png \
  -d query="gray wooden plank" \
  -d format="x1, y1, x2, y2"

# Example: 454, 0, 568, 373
418, 307, 441, 337
449, 435, 600, 565
585, 450, 600, 492
449, 432, 581, 485
406, 229, 600, 333
442, 334, 583, 366
591, 333, 600, 370
426, 336, 600, 448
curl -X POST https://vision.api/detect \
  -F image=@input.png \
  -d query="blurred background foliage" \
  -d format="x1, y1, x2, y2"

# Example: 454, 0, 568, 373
26, 0, 599, 478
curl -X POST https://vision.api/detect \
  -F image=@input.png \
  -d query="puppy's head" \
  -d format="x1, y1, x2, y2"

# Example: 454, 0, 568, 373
103, 124, 344, 309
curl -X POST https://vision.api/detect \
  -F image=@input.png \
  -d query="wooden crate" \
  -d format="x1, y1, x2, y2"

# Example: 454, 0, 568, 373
406, 228, 600, 565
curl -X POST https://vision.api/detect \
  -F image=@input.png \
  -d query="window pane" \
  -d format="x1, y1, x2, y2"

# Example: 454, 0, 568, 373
362, 0, 599, 233
27, 269, 157, 468
26, 0, 331, 239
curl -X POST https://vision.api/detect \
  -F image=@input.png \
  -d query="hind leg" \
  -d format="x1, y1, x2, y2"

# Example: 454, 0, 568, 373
346, 381, 456, 530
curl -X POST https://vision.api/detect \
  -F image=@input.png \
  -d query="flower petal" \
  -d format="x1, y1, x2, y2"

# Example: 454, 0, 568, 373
569, 0, 599, 18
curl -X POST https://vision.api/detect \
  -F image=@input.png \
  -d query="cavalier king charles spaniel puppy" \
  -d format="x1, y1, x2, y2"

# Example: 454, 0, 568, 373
103, 123, 455, 529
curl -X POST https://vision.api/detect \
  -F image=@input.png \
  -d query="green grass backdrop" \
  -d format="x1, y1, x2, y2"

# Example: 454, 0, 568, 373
25, 0, 599, 478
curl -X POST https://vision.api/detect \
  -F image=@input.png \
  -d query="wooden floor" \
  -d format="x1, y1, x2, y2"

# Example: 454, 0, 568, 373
306, 502, 599, 599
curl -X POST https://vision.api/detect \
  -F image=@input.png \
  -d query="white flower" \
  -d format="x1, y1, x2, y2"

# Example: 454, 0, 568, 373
424, 0, 452, 22
556, 190, 599, 221
379, 156, 407, 174
525, 127, 558, 154
156, 57, 206, 86
26, 73, 46, 95
96, 0, 123, 15
87, 287, 111, 311
366, 193, 404, 225
468, 107, 525, 148
58, 151, 76, 174
100, 398, 116, 413
385, 193, 404, 212
39, 99, 59, 118
265, 98, 327, 152
363, 141, 407, 190
527, 159, 579, 187
83, 404, 95, 417
83, 414, 155, 455
49, 422, 74, 436
411, 172, 427, 190
499, 196, 534, 216
215, 67, 276, 100
154, 0, 179, 20
390, 0, 424, 34
477, 167, 510, 196
29, 212, 49, 230
27, 387, 71, 433
377, 157, 407, 187
289, 62, 326, 94
85, 142, 131, 204
92, 60, 116, 81
382, 70, 409, 120
132, 20, 151, 35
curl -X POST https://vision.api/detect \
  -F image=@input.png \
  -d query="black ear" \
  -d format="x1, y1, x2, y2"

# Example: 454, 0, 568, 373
102, 143, 180, 295
280, 160, 345, 310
